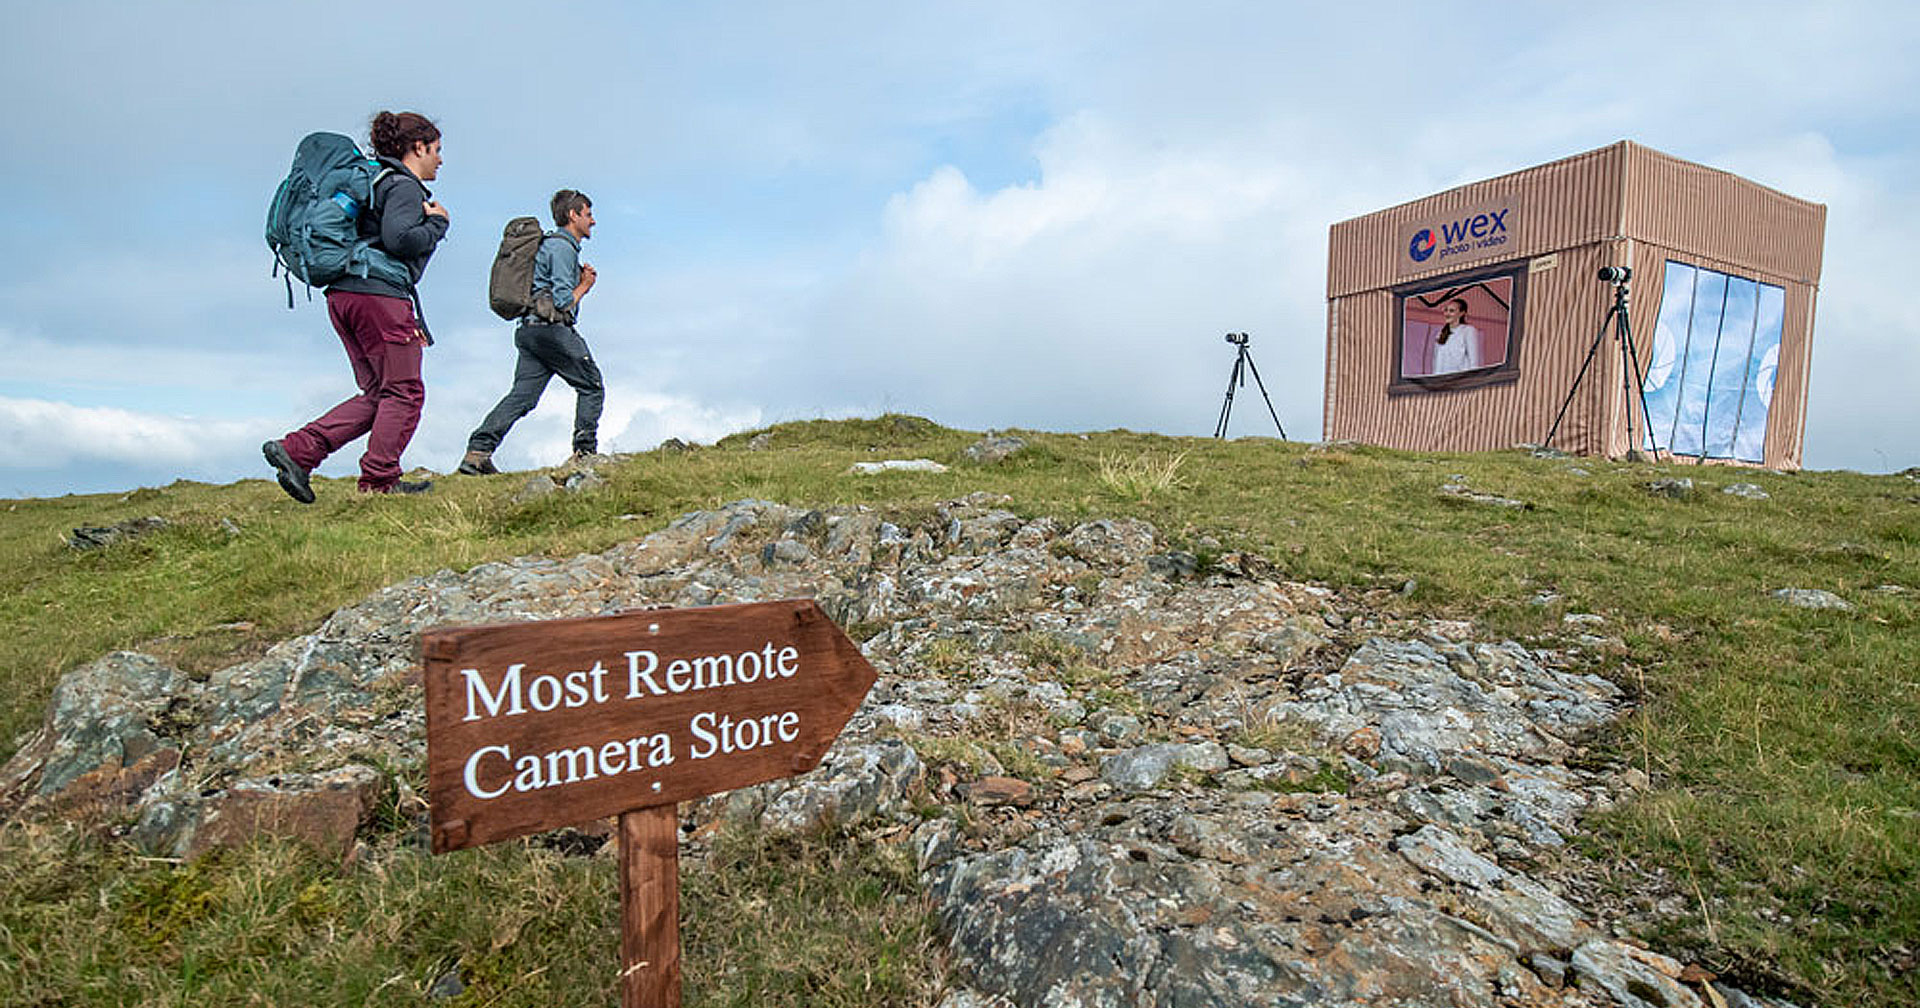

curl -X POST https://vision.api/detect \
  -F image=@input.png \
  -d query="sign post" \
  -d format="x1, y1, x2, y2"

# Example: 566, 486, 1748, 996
420, 599, 878, 1006
620, 807, 682, 1004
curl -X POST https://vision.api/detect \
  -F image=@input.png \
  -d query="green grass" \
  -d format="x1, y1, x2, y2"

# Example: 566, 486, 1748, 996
0, 820, 937, 1006
2, 417, 1917, 1005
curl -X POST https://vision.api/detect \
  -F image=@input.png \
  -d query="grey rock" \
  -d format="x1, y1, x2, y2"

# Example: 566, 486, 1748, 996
1226, 744, 1272, 768
1723, 482, 1770, 500
1569, 939, 1696, 1008
1177, 741, 1230, 773
1772, 587, 1851, 610
512, 476, 560, 503
67, 515, 168, 550
1055, 518, 1159, 567
1099, 743, 1185, 791
1712, 982, 1807, 1008
849, 459, 948, 475
1265, 637, 1622, 776
560, 470, 606, 493
761, 538, 813, 565
23, 651, 185, 797
1646, 477, 1694, 498
1099, 741, 1224, 792
1147, 552, 1200, 579
913, 817, 963, 873
871, 703, 926, 732
932, 828, 1542, 1008
1217, 754, 1322, 790
934, 987, 1012, 1008
962, 435, 1028, 464
1094, 713, 1144, 746
426, 966, 465, 998
1528, 951, 1569, 988
1394, 825, 1592, 952
1439, 483, 1530, 509
748, 741, 924, 834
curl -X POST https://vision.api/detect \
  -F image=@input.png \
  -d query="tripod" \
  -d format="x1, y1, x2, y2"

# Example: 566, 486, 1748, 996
1543, 272, 1658, 460
1214, 333, 1286, 439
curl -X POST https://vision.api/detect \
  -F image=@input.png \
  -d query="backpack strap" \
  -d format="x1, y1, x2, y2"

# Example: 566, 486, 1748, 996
361, 166, 396, 242
363, 167, 422, 298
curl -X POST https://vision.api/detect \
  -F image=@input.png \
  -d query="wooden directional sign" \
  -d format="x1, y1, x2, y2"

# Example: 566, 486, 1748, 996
420, 599, 878, 853
423, 600, 881, 1005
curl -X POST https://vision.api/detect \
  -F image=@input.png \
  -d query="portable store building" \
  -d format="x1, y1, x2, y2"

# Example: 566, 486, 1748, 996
1322, 140, 1825, 468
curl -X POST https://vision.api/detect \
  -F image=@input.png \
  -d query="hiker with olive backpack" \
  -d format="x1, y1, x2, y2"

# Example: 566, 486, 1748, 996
458, 189, 605, 475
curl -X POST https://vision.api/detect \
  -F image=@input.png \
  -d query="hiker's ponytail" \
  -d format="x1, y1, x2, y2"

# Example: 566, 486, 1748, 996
370, 111, 440, 160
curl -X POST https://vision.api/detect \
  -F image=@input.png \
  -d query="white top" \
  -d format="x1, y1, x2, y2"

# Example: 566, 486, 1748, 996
1431, 323, 1482, 374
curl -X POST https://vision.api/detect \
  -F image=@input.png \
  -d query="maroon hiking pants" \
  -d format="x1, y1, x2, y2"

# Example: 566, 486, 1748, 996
281, 291, 426, 492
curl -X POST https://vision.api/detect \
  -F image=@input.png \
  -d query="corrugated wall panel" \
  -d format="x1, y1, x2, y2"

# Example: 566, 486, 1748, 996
1533, 243, 1630, 459
1623, 144, 1826, 285
1322, 297, 1340, 437
1772, 284, 1816, 469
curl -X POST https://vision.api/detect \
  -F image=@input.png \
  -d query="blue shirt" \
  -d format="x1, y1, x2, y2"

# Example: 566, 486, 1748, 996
533, 230, 584, 321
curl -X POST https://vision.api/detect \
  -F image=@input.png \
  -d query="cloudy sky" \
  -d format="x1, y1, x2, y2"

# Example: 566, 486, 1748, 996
3, 1, 1915, 499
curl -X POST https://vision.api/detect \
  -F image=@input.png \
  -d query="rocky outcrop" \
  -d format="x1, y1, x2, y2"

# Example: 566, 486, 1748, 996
2, 495, 1799, 1007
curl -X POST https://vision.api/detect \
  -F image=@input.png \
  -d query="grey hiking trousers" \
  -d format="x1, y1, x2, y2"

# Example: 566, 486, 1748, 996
465, 322, 604, 455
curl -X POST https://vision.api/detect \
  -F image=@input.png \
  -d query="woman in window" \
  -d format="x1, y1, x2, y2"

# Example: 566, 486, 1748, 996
1431, 298, 1482, 374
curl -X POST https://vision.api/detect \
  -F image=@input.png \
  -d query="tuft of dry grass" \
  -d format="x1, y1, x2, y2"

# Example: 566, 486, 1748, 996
1095, 450, 1189, 502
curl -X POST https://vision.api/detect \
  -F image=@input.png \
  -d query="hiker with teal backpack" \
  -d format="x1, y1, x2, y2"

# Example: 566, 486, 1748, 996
261, 110, 450, 501
458, 189, 605, 475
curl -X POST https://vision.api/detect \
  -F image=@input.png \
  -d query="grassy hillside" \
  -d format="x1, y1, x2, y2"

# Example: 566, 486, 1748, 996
2, 417, 1915, 1006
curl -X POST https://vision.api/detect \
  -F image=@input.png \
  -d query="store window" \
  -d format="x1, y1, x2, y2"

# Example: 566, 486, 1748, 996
1641, 261, 1784, 462
1389, 261, 1527, 394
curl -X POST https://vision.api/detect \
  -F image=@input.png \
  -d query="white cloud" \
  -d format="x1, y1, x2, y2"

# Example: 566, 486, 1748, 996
766, 113, 1366, 438
0, 397, 258, 470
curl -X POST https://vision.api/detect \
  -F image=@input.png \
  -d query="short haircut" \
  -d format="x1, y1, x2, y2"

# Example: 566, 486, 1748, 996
551, 189, 592, 228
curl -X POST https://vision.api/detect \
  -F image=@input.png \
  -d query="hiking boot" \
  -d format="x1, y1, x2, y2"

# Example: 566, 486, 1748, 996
456, 450, 499, 476
262, 439, 314, 504
362, 479, 433, 495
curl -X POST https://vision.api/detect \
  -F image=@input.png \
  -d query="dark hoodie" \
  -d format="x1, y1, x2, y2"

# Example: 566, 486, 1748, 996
329, 157, 449, 309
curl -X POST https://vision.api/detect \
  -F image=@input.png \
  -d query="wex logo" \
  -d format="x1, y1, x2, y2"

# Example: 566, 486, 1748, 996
1437, 208, 1510, 246
1409, 229, 1436, 263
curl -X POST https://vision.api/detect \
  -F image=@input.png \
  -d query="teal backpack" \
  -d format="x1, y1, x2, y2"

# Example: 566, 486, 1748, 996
265, 132, 413, 305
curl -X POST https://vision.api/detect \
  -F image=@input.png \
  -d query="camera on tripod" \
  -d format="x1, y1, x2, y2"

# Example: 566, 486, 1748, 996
1212, 332, 1284, 438
1545, 263, 1654, 459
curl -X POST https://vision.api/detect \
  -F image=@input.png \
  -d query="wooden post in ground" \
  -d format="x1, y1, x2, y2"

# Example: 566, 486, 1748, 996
620, 805, 682, 1007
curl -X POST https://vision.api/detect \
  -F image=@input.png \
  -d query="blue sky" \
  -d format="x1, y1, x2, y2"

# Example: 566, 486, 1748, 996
4, 1, 1916, 498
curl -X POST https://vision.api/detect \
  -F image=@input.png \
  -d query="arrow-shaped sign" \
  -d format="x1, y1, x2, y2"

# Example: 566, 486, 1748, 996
421, 600, 877, 853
